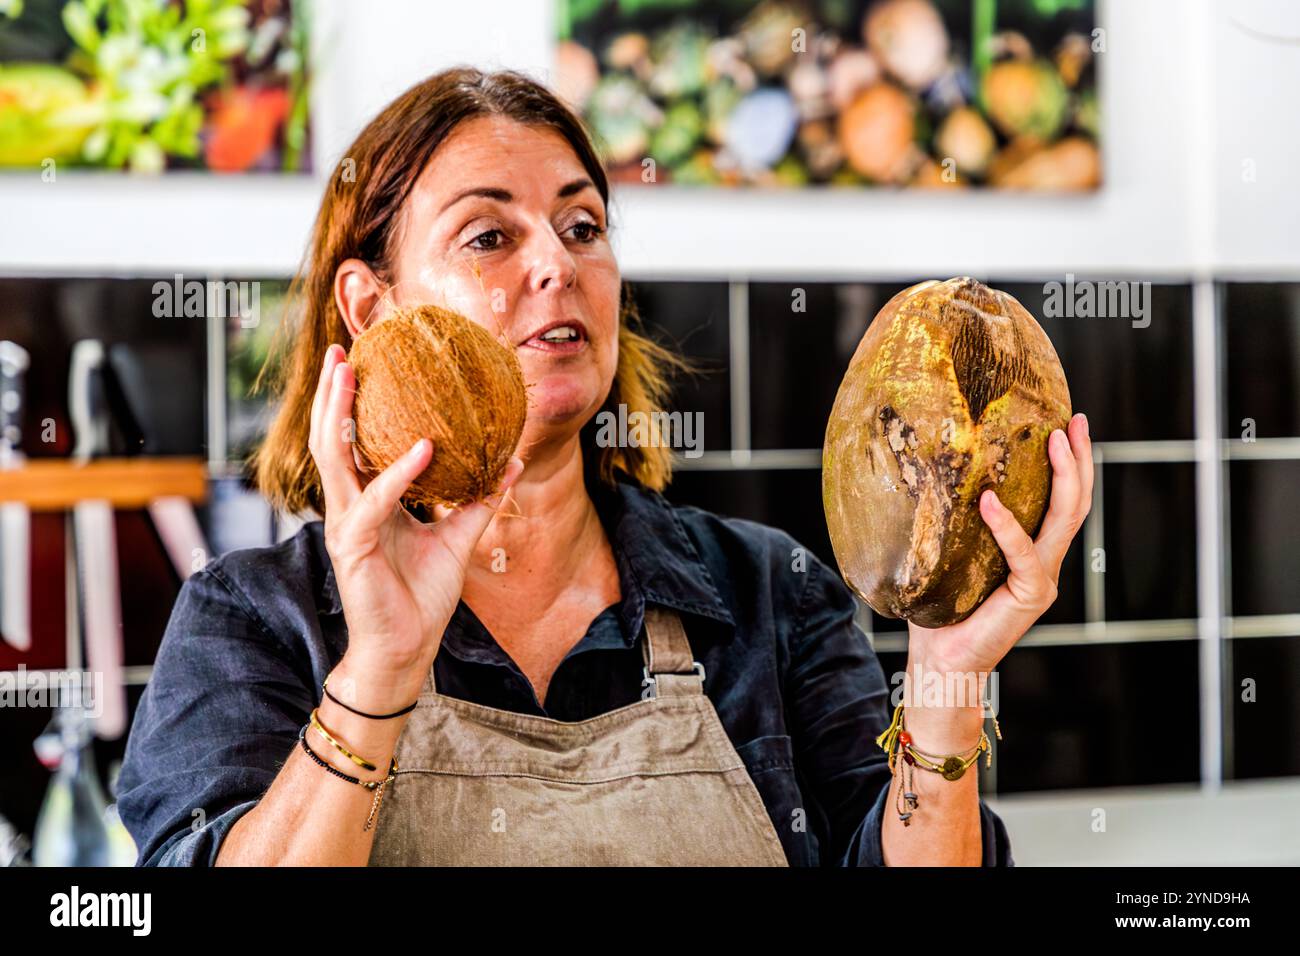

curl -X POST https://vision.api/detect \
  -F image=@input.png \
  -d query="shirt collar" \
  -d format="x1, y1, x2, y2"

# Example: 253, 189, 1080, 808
319, 472, 735, 656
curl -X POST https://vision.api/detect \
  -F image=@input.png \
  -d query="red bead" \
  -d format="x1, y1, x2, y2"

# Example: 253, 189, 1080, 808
900, 731, 912, 746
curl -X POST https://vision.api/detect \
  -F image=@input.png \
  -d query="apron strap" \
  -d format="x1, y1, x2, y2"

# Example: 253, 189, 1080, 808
640, 606, 705, 698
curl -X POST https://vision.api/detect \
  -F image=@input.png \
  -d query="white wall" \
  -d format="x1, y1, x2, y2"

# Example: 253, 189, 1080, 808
1211, 0, 1300, 276
1, 0, 1296, 280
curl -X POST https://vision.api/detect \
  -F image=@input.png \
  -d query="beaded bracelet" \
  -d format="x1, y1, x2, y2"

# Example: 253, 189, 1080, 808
298, 724, 398, 832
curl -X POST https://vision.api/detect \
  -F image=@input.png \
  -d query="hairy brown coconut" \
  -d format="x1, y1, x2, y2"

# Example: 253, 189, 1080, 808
348, 304, 528, 509
822, 278, 1072, 627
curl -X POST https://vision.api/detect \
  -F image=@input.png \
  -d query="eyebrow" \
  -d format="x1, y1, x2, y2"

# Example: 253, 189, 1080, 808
438, 177, 597, 215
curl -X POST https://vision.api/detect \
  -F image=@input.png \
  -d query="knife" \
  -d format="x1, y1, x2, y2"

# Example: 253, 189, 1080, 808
0, 341, 31, 652
68, 340, 127, 741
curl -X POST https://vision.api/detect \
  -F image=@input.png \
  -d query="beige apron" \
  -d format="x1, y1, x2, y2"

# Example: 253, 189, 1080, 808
367, 605, 789, 866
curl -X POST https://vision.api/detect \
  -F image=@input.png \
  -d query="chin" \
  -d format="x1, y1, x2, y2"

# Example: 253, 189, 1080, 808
524, 375, 602, 426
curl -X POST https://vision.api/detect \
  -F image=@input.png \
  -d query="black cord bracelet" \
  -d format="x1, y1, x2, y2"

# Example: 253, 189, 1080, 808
322, 673, 418, 720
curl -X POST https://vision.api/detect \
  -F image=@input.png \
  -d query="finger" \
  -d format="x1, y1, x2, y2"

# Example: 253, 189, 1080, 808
350, 438, 434, 531
315, 360, 363, 510
1032, 427, 1082, 571
1070, 412, 1094, 513
981, 489, 1054, 606
310, 344, 345, 446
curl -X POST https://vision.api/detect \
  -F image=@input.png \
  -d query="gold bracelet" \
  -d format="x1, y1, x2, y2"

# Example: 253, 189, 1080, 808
310, 707, 378, 772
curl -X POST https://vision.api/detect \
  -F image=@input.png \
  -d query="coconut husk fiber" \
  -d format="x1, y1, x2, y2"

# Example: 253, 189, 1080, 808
822, 277, 1072, 627
347, 303, 528, 509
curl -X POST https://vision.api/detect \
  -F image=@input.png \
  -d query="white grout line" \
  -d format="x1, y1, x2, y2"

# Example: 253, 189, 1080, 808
1220, 332, 1237, 782
206, 289, 228, 467
856, 614, 1300, 654
674, 448, 820, 469
2, 618, 1296, 686
1226, 614, 1300, 638
1083, 446, 1106, 627
728, 280, 750, 467
1192, 278, 1226, 796
671, 437, 1300, 470
1185, 0, 1225, 797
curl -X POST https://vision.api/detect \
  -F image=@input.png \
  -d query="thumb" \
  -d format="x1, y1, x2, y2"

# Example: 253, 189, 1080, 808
429, 456, 524, 557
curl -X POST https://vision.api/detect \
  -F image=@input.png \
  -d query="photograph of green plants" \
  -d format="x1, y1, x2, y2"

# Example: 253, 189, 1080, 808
0, 0, 310, 173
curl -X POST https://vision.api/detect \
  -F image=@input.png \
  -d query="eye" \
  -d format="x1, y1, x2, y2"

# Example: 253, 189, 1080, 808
468, 228, 505, 251
566, 218, 605, 243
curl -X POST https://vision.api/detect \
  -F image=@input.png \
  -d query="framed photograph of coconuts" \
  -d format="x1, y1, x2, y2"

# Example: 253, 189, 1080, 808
556, 0, 1100, 189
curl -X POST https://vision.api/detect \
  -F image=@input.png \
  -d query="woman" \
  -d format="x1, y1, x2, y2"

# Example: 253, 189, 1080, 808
118, 68, 1093, 866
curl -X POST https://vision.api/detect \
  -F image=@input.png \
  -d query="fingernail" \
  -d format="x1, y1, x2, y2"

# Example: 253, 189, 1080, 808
408, 438, 428, 458
1081, 413, 1089, 436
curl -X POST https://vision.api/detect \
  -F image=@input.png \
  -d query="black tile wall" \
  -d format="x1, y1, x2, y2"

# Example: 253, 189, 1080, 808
1101, 462, 1198, 620
748, 281, 911, 450
1229, 460, 1300, 617
997, 281, 1195, 442
879, 640, 1202, 793
1229, 636, 1300, 780
624, 280, 731, 452
1224, 283, 1300, 439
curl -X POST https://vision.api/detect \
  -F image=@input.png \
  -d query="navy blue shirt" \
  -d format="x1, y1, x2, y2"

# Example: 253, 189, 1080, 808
117, 472, 1013, 866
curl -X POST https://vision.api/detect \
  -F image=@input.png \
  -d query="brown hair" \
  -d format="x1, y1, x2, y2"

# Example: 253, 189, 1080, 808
252, 67, 696, 517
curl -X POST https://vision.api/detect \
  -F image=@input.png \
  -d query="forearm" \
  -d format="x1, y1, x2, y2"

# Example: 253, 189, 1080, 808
880, 661, 988, 866
216, 657, 414, 866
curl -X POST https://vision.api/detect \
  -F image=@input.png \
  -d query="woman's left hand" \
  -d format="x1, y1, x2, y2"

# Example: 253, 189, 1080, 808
906, 412, 1094, 680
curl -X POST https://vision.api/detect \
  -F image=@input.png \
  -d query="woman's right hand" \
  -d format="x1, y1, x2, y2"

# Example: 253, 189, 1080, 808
307, 343, 523, 712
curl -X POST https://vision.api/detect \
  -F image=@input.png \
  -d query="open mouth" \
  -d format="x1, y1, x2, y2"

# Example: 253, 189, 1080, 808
520, 321, 588, 354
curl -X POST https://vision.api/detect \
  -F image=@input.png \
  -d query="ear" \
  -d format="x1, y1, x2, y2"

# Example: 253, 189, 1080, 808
334, 258, 386, 340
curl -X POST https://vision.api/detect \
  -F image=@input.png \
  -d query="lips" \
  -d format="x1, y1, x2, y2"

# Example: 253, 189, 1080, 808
518, 318, 589, 353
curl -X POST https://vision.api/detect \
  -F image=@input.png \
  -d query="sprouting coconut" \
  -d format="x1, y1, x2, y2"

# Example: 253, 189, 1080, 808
822, 278, 1072, 627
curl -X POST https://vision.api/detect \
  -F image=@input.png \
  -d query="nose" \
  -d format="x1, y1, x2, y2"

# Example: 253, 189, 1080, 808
528, 229, 577, 295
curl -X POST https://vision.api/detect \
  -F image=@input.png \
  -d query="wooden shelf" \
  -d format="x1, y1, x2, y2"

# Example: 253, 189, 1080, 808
0, 458, 207, 511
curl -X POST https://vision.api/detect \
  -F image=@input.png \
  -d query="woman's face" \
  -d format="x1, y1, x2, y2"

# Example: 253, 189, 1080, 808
384, 114, 621, 454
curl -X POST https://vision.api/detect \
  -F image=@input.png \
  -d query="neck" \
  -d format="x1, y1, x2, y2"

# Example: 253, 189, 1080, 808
452, 435, 608, 610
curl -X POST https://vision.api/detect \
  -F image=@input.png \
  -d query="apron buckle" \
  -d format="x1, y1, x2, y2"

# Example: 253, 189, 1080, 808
641, 661, 706, 699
